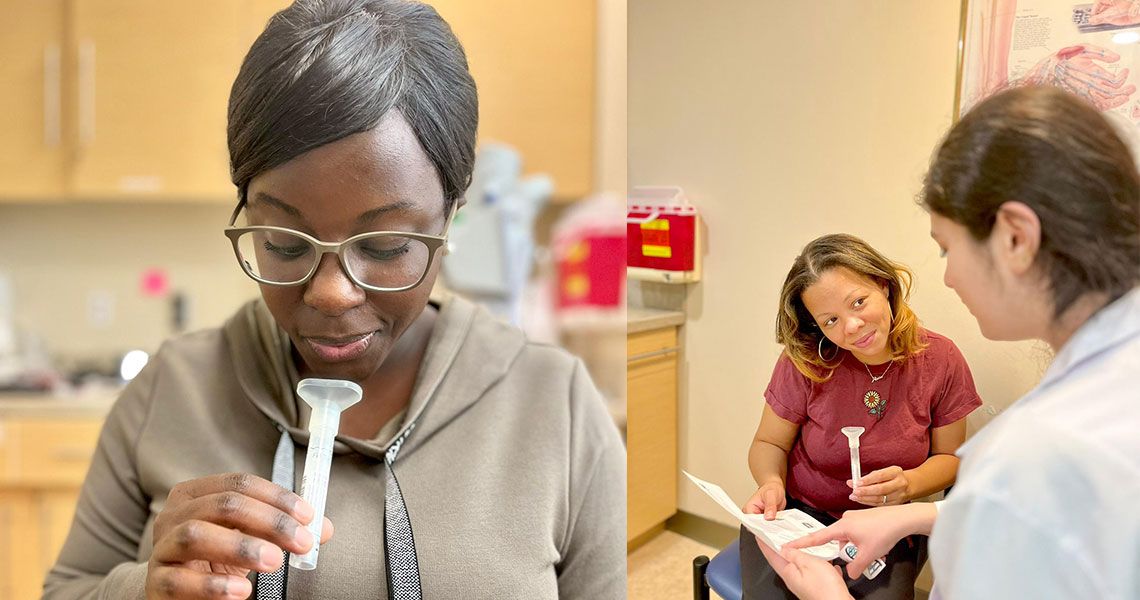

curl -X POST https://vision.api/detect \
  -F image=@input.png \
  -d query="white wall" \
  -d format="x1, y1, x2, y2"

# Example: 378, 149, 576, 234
629, 0, 1047, 527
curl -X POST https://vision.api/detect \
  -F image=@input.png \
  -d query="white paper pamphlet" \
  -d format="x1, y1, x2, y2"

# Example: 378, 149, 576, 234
683, 471, 840, 560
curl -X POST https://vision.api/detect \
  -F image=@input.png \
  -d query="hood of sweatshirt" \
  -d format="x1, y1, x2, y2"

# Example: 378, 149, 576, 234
222, 293, 527, 463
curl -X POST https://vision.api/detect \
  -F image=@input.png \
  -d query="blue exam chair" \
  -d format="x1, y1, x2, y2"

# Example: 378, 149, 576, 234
693, 540, 742, 600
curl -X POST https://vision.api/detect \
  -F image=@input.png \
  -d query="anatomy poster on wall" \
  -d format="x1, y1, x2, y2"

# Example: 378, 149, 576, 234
959, 0, 1140, 121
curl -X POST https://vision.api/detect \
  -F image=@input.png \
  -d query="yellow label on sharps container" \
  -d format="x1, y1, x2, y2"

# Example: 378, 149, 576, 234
641, 218, 671, 258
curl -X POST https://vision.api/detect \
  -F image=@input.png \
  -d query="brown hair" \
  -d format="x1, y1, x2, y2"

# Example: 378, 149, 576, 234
921, 86, 1140, 318
777, 234, 927, 382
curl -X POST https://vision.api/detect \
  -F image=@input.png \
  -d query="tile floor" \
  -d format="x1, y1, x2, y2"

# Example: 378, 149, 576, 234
628, 530, 724, 600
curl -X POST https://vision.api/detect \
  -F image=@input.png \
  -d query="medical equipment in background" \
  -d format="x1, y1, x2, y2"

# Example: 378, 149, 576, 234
547, 193, 626, 417
627, 186, 701, 283
551, 193, 626, 319
441, 143, 552, 325
0, 272, 60, 392
292, 378, 363, 570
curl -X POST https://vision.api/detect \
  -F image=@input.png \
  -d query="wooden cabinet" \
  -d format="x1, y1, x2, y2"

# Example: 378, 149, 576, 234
626, 325, 679, 546
433, 0, 596, 199
250, 0, 597, 199
0, 0, 597, 202
0, 1, 255, 202
0, 0, 67, 199
0, 417, 103, 600
68, 1, 249, 200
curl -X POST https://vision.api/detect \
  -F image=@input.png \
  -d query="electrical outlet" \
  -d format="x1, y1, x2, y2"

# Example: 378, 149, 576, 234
87, 290, 115, 329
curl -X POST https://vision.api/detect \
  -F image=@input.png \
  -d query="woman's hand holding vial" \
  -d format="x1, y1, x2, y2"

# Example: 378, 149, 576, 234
145, 473, 334, 599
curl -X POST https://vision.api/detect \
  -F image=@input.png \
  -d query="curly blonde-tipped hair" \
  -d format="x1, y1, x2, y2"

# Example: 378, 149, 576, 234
776, 234, 927, 382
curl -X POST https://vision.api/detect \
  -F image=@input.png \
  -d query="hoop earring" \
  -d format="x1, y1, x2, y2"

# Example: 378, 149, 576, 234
818, 336, 839, 362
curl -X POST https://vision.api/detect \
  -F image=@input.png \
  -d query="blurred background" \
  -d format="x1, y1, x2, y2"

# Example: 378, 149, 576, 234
0, 1, 626, 597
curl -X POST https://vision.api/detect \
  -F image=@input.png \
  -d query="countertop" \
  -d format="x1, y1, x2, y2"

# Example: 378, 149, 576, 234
627, 307, 685, 334
0, 389, 119, 419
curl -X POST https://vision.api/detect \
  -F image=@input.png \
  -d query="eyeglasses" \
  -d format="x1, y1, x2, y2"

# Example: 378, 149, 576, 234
224, 201, 454, 293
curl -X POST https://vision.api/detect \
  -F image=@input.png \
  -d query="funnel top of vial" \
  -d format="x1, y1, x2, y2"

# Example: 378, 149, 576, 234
841, 426, 865, 448
297, 378, 363, 410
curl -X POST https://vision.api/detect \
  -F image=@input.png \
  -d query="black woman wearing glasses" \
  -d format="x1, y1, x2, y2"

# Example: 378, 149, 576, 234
43, 2, 625, 599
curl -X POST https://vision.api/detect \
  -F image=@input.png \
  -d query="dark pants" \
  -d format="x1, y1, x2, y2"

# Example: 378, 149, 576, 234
739, 499, 928, 600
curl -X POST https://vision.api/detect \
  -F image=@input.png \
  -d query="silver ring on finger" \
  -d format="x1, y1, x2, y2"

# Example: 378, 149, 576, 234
882, 494, 887, 505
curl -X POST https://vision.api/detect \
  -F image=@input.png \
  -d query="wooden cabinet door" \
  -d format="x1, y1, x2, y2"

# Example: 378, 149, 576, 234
0, 491, 43, 600
417, 0, 597, 199
626, 327, 679, 542
68, 0, 247, 200
0, 0, 66, 199
38, 490, 82, 582
0, 417, 101, 599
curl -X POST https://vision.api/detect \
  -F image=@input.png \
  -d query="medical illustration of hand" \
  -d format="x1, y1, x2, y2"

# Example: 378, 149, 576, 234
145, 473, 333, 599
1090, 0, 1140, 26
743, 481, 787, 521
757, 542, 853, 600
846, 465, 909, 506
1020, 44, 1135, 110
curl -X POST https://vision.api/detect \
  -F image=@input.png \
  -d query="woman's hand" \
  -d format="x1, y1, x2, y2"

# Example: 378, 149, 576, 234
784, 503, 936, 579
146, 473, 334, 599
742, 481, 786, 520
757, 542, 853, 600
847, 465, 909, 506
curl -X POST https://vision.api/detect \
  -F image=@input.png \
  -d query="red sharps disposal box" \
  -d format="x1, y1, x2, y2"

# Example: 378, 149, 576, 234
626, 186, 701, 283
552, 195, 626, 313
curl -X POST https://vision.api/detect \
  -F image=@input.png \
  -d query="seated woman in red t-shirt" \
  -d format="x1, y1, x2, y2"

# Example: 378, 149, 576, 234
738, 233, 981, 600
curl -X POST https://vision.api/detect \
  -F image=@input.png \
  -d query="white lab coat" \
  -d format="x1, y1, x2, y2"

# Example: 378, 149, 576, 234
930, 287, 1140, 600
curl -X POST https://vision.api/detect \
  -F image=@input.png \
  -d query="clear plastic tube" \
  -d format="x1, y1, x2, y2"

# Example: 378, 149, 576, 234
289, 378, 362, 571
840, 426, 865, 488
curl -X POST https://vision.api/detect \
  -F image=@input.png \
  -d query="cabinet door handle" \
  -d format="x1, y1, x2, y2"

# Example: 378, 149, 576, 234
627, 346, 679, 363
78, 40, 96, 146
43, 44, 62, 147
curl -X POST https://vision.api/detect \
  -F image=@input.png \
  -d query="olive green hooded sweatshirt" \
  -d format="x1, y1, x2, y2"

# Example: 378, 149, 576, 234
43, 294, 626, 598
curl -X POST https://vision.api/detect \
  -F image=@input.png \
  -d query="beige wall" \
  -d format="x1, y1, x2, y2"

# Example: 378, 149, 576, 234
595, 0, 627, 195
629, 0, 1047, 528
0, 203, 258, 359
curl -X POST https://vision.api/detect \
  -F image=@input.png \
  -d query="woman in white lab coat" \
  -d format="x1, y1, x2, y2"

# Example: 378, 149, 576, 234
759, 85, 1140, 599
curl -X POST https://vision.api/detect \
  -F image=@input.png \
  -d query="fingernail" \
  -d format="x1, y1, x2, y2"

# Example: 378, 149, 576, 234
295, 525, 314, 549
849, 495, 857, 500
294, 499, 314, 521
259, 545, 280, 570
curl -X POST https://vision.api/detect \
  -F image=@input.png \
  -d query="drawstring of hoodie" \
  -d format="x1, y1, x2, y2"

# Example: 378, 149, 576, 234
255, 423, 422, 600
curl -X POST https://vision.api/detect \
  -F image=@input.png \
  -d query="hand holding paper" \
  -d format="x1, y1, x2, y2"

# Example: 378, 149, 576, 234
683, 471, 840, 560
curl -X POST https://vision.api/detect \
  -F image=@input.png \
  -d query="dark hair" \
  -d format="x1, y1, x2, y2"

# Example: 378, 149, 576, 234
776, 234, 927, 382
228, 0, 478, 211
921, 86, 1140, 317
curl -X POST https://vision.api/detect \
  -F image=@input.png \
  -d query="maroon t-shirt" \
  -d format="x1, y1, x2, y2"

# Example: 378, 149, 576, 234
764, 330, 981, 518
